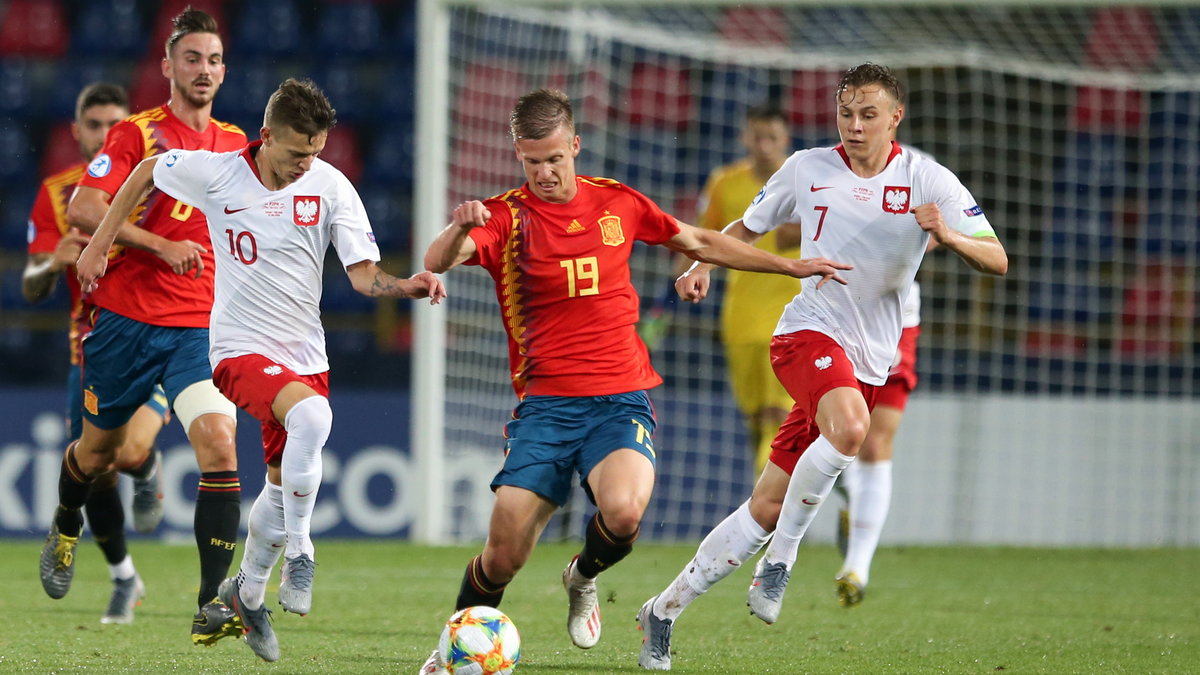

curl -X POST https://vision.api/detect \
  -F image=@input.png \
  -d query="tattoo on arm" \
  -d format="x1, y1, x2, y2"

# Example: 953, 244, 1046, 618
369, 269, 408, 298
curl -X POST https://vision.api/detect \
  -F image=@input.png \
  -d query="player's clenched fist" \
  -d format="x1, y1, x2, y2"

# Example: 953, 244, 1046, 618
452, 201, 491, 230
913, 202, 948, 242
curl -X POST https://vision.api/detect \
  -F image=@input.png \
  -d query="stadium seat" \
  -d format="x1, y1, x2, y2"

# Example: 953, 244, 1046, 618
212, 61, 278, 125
1156, 7, 1200, 71
0, 120, 34, 182
313, 60, 368, 123
72, 0, 145, 59
1084, 7, 1159, 72
373, 64, 415, 126
620, 61, 693, 129
358, 184, 412, 251
719, 6, 789, 45
798, 7, 875, 50
363, 125, 414, 185
0, 0, 68, 58
45, 58, 127, 120
1116, 260, 1196, 358
608, 129, 686, 195
128, 58, 169, 114
0, 180, 40, 250
316, 2, 385, 59
1071, 86, 1144, 133
0, 59, 37, 119
319, 125, 363, 185
38, 122, 82, 177
231, 0, 306, 57
789, 69, 841, 130
1054, 132, 1129, 199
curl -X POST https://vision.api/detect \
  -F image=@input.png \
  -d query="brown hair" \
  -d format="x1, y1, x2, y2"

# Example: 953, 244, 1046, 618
837, 63, 905, 105
510, 89, 574, 142
263, 78, 337, 140
165, 6, 220, 57
745, 103, 788, 126
75, 82, 128, 120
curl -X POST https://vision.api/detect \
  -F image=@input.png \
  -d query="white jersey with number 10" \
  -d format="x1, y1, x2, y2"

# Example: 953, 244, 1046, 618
742, 142, 994, 385
153, 143, 381, 375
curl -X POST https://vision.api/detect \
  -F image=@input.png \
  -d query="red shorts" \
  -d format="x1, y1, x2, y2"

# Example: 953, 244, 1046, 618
213, 354, 330, 464
767, 331, 878, 475
876, 325, 920, 411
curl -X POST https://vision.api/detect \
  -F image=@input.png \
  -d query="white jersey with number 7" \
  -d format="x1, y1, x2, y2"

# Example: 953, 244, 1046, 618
742, 142, 995, 385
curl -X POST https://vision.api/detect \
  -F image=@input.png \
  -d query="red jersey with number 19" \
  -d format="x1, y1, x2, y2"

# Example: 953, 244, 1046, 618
77, 104, 246, 327
468, 176, 680, 399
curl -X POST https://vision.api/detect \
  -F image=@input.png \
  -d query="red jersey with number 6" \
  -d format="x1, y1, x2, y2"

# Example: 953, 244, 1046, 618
77, 104, 245, 327
468, 176, 680, 398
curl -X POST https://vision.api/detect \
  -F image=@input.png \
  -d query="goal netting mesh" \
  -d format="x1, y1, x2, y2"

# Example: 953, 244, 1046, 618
419, 2, 1199, 545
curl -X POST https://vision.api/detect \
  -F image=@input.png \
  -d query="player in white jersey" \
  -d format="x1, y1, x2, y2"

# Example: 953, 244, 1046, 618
76, 79, 445, 662
832, 279, 922, 607
636, 64, 1007, 671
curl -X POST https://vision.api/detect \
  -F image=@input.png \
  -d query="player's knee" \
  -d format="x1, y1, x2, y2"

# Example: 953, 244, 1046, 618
284, 395, 333, 440
483, 546, 527, 583
190, 414, 238, 471
599, 505, 643, 538
747, 494, 782, 532
825, 418, 869, 456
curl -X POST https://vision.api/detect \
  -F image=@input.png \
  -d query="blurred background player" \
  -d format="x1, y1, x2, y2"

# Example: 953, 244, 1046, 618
636, 63, 1007, 671
38, 8, 248, 645
682, 104, 801, 473
420, 88, 850, 675
79, 77, 445, 662
23, 82, 170, 625
832, 280, 922, 607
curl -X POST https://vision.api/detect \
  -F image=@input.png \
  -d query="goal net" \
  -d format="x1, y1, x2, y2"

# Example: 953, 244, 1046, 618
412, 1, 1200, 546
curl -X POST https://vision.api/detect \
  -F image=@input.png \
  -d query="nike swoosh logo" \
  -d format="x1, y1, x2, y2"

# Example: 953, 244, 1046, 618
223, 205, 250, 214
293, 490, 313, 498
810, 185, 834, 192
801, 498, 819, 505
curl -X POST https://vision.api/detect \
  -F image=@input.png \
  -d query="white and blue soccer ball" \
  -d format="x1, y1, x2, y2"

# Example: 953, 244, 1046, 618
438, 606, 521, 675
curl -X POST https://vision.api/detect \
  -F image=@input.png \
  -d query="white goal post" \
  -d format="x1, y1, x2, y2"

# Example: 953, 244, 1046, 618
412, 0, 1200, 546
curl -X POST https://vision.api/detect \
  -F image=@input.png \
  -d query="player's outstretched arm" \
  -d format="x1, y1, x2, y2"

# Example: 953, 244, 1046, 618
912, 203, 1008, 275
68, 175, 190, 259
424, 201, 488, 273
667, 220, 853, 289
346, 260, 445, 303
76, 157, 207, 292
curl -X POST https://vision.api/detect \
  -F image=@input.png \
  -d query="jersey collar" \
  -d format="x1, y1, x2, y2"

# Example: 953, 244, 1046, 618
240, 141, 267, 186
834, 140, 903, 169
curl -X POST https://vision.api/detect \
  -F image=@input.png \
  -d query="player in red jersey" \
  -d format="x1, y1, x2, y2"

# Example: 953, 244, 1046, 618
24, 82, 171, 625
38, 8, 247, 645
418, 89, 851, 674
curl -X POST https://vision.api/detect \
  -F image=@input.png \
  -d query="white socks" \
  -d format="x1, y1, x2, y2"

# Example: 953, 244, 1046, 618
238, 482, 286, 608
763, 435, 854, 569
109, 555, 136, 581
842, 460, 892, 584
280, 396, 332, 560
653, 500, 770, 621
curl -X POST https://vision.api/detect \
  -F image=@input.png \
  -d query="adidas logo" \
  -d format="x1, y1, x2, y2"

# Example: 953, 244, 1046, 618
566, 220, 585, 233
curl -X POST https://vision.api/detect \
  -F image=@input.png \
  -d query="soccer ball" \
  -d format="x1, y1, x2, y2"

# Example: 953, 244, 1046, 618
438, 606, 521, 675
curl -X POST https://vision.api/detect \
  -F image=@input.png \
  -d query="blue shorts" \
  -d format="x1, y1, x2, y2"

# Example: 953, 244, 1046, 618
66, 364, 168, 439
493, 391, 657, 506
80, 309, 212, 431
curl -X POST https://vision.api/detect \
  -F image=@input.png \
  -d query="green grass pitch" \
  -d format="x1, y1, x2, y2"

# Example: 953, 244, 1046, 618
4, 540, 1196, 673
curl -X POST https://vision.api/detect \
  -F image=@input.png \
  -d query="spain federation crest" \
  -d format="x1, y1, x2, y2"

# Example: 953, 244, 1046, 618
598, 214, 624, 246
